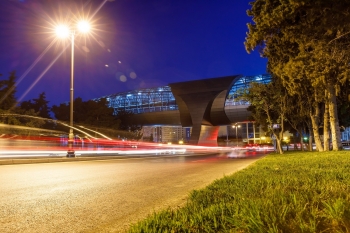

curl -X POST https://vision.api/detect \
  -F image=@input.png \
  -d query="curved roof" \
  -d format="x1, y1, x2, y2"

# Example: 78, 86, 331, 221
94, 74, 272, 115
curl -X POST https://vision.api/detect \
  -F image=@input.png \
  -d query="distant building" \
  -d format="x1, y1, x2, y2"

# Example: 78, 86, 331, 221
141, 126, 190, 144
342, 127, 350, 141
94, 74, 272, 146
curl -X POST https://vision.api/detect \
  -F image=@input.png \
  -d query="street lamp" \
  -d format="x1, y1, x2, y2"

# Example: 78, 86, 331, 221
55, 20, 91, 157
232, 124, 241, 147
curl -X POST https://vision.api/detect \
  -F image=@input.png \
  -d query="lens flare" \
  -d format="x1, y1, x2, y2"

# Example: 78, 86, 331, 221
55, 24, 70, 38
77, 20, 90, 33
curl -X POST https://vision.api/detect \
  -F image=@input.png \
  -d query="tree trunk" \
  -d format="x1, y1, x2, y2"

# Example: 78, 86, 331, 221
297, 129, 303, 151
323, 92, 330, 151
310, 113, 323, 152
300, 133, 304, 151
308, 90, 323, 151
327, 83, 343, 150
308, 125, 313, 151
277, 114, 285, 154
293, 132, 298, 150
309, 135, 313, 151
305, 120, 313, 151
270, 126, 284, 154
276, 137, 283, 154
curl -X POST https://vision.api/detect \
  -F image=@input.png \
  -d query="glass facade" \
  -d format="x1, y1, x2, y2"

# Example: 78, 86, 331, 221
95, 74, 272, 115
94, 86, 178, 115
225, 74, 272, 106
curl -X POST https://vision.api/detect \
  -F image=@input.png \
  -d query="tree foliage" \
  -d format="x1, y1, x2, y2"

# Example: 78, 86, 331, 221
114, 109, 143, 140
239, 77, 288, 154
0, 72, 48, 134
0, 71, 17, 111
245, 0, 350, 150
51, 97, 116, 128
20, 92, 51, 119
51, 98, 142, 140
0, 71, 143, 140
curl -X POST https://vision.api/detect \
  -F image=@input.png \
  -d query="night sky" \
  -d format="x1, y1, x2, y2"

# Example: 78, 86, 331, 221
0, 0, 267, 107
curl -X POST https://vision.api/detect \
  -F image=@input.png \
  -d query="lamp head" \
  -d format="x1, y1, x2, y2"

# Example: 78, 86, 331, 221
55, 20, 91, 38
77, 20, 90, 33
55, 24, 70, 38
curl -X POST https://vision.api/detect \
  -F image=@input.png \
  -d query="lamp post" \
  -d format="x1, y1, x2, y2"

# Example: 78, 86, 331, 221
55, 21, 91, 157
232, 124, 241, 147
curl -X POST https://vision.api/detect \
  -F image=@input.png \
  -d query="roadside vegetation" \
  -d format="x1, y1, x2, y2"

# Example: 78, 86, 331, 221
0, 71, 142, 140
129, 151, 350, 232
242, 0, 350, 154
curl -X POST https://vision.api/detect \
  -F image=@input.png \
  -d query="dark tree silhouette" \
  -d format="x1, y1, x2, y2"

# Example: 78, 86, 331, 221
20, 92, 51, 119
0, 71, 17, 111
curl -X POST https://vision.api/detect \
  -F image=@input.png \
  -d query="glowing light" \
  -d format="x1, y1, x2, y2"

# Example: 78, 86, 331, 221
105, 64, 109, 67
120, 75, 127, 82
130, 71, 137, 79
55, 24, 70, 38
77, 20, 91, 33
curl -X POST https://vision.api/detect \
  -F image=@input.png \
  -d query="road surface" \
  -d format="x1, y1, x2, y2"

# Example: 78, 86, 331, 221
0, 151, 267, 232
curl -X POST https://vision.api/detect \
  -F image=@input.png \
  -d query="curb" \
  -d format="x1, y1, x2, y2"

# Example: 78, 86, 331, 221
0, 152, 217, 165
0, 156, 124, 165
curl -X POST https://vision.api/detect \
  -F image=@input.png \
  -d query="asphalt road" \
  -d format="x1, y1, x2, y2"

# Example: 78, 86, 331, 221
0, 151, 267, 232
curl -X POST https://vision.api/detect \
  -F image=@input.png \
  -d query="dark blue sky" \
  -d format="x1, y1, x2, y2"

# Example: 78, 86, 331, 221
0, 0, 267, 106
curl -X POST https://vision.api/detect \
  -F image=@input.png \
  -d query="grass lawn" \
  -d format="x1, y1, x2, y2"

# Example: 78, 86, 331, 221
128, 151, 350, 232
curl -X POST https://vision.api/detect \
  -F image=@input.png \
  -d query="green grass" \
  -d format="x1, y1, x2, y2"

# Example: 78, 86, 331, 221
128, 151, 350, 233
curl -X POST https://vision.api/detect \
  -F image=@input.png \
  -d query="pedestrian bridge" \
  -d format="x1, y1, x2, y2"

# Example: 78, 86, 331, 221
94, 74, 271, 146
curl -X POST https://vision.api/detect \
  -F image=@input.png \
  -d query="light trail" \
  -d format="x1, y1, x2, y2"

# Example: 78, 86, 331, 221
0, 148, 187, 158
59, 122, 96, 138
0, 114, 96, 139
0, 123, 63, 134
78, 125, 112, 140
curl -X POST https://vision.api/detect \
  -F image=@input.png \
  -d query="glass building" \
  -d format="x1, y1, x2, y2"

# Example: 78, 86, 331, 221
94, 74, 272, 115
95, 86, 177, 115
225, 74, 272, 106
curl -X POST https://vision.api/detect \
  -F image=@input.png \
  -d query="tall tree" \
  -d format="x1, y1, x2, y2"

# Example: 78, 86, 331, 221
239, 77, 288, 154
83, 98, 117, 128
115, 109, 140, 131
0, 71, 17, 111
51, 102, 69, 122
20, 92, 51, 119
52, 98, 117, 127
245, 0, 350, 150
32, 92, 51, 119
